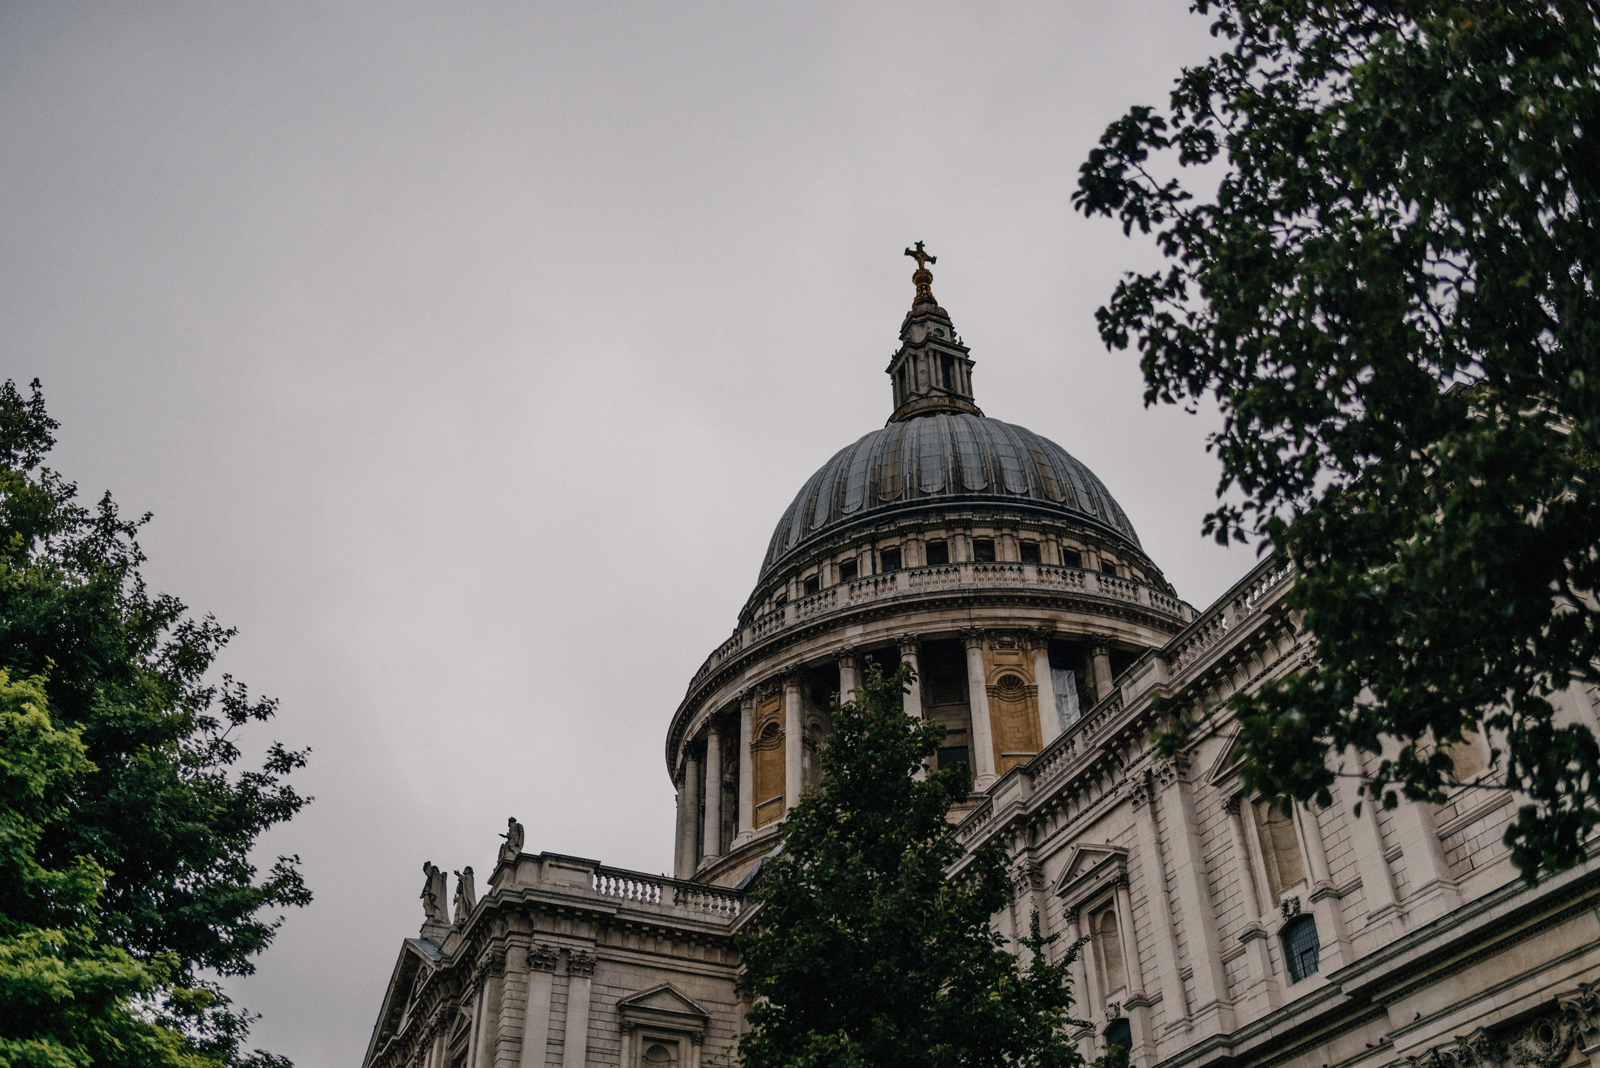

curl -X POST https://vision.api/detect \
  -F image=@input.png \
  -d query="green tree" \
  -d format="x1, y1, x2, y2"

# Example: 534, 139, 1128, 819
0, 379, 309, 1065
737, 661, 1111, 1068
1074, 1, 1600, 879
0, 668, 204, 1068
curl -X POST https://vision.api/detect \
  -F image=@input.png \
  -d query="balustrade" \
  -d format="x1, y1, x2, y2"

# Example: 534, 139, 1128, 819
590, 864, 746, 917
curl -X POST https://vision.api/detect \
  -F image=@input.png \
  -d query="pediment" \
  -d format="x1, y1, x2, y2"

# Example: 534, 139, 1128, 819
361, 938, 444, 1067
1050, 843, 1129, 910
1204, 728, 1244, 787
617, 983, 711, 1031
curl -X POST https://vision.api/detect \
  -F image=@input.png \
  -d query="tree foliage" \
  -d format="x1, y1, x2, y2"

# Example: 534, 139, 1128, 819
1074, 1, 1600, 879
0, 379, 309, 1065
737, 661, 1112, 1068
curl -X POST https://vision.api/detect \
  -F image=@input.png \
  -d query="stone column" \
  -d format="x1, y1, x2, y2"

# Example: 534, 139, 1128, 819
1222, 796, 1280, 1018
1151, 757, 1234, 1037
898, 636, 923, 719
519, 945, 558, 1068
1130, 774, 1188, 1032
561, 951, 596, 1068
1090, 640, 1115, 704
1066, 907, 1101, 1059
837, 648, 859, 705
1294, 803, 1352, 970
962, 631, 998, 791
899, 636, 928, 780
672, 764, 691, 881
619, 1023, 635, 1068
784, 672, 804, 811
736, 693, 755, 843
674, 752, 701, 880
1031, 632, 1058, 745
701, 722, 722, 864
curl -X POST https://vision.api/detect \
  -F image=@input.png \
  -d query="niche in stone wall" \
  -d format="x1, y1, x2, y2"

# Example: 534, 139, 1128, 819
986, 639, 1041, 773
1091, 905, 1128, 997
1253, 800, 1306, 898
752, 695, 784, 828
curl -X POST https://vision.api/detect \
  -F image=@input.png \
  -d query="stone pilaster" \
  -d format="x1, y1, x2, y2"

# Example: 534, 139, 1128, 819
518, 944, 558, 1068
1222, 795, 1279, 1018
1151, 756, 1234, 1036
561, 950, 596, 1068
1129, 772, 1189, 1033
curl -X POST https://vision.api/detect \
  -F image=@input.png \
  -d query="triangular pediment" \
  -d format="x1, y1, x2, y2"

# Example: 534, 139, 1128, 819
617, 983, 711, 1023
1049, 843, 1129, 910
361, 938, 444, 1067
1205, 728, 1244, 786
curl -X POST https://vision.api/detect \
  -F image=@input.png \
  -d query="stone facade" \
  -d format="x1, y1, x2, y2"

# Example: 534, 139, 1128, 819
363, 256, 1600, 1068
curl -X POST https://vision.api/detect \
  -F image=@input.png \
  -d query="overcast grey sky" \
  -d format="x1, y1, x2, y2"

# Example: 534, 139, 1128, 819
0, 3, 1246, 1064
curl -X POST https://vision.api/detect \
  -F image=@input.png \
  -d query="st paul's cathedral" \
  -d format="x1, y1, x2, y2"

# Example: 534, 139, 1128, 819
363, 249, 1600, 1068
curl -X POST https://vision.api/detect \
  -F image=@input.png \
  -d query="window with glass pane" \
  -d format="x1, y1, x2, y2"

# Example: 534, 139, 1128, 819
1283, 915, 1320, 982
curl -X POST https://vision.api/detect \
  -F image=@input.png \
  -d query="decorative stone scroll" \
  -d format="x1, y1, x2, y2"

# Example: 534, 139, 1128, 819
1408, 982, 1600, 1068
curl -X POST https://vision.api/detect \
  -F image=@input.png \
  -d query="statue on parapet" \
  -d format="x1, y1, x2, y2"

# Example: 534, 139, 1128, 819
498, 817, 525, 864
452, 866, 476, 926
420, 861, 448, 926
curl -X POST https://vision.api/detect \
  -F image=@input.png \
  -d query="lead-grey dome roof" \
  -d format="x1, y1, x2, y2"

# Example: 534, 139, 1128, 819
761, 412, 1143, 580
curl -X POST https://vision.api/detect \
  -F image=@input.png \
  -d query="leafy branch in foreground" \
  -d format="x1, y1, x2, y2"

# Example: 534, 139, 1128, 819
1075, 1, 1600, 880
0, 378, 310, 1065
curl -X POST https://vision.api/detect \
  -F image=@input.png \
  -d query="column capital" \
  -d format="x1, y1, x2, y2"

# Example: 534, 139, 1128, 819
527, 943, 559, 972
738, 689, 756, 710
1151, 753, 1191, 789
780, 668, 804, 689
834, 647, 858, 668
897, 633, 921, 655
568, 949, 597, 977
1089, 634, 1114, 655
1223, 794, 1244, 817
960, 627, 986, 650
1025, 627, 1054, 650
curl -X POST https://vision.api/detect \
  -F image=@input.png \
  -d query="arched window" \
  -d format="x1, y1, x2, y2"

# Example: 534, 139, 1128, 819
1103, 1018, 1132, 1052
1283, 915, 1320, 982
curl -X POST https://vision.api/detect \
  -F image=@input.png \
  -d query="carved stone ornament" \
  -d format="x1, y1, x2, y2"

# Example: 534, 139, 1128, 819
1223, 795, 1244, 818
1407, 982, 1600, 1068
988, 631, 1025, 651
897, 633, 921, 654
1128, 773, 1153, 810
1280, 896, 1303, 919
1151, 753, 1191, 789
960, 627, 986, 648
569, 949, 598, 977
1010, 861, 1045, 892
527, 943, 559, 972
1105, 1001, 1122, 1021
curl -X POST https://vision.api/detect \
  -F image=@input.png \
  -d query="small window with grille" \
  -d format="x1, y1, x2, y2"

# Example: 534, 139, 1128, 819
880, 548, 902, 571
1283, 915, 1320, 982
973, 539, 996, 562
1062, 548, 1083, 568
802, 575, 820, 596
925, 541, 950, 566
1020, 542, 1041, 564
838, 560, 858, 583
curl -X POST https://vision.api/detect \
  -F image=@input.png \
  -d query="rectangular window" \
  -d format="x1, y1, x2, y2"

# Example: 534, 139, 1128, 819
973, 538, 996, 562
1062, 548, 1083, 569
937, 746, 969, 771
838, 560, 858, 583
925, 541, 949, 566
802, 575, 820, 596
1020, 542, 1041, 564
1100, 561, 1118, 577
880, 548, 902, 572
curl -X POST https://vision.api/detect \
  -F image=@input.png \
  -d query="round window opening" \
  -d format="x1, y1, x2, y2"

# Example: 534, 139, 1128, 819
645, 1045, 671, 1063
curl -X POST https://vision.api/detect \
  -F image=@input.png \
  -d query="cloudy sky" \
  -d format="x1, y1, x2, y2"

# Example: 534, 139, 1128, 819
0, 3, 1248, 1064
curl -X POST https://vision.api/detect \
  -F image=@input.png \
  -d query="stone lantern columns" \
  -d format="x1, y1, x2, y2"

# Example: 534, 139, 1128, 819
736, 691, 755, 844
783, 672, 804, 811
701, 721, 722, 865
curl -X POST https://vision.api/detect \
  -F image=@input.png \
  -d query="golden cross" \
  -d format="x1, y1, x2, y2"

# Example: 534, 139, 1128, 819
904, 241, 937, 271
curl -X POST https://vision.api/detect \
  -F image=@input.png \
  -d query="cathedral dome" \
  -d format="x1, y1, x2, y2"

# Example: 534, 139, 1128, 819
760, 412, 1143, 581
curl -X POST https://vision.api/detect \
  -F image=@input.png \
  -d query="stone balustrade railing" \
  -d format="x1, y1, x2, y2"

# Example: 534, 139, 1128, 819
687, 563, 1196, 695
588, 864, 746, 919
